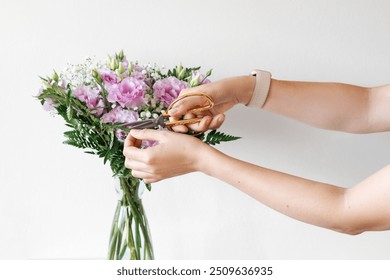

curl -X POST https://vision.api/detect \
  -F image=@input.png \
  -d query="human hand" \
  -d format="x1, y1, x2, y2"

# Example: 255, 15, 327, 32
123, 129, 212, 183
168, 76, 255, 132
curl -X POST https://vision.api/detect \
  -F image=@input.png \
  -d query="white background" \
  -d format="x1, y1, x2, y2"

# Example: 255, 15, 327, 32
1, 0, 390, 259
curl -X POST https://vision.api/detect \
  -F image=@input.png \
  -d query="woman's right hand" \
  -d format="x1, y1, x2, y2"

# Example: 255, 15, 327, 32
168, 76, 255, 132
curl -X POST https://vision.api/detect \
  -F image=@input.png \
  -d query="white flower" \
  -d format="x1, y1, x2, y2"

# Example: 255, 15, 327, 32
140, 111, 146, 118
152, 113, 159, 119
145, 111, 152, 118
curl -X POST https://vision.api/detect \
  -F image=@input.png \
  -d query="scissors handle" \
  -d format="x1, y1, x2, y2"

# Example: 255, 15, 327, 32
163, 92, 213, 127
164, 92, 214, 116
164, 117, 203, 128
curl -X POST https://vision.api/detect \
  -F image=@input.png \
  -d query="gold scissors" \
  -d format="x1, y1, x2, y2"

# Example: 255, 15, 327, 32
121, 92, 214, 130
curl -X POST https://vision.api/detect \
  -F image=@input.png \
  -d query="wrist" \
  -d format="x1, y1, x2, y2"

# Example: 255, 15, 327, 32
246, 70, 272, 108
235, 76, 257, 105
195, 144, 227, 177
193, 143, 216, 175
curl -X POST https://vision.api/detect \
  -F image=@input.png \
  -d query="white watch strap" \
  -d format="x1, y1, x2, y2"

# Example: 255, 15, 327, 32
246, 69, 272, 108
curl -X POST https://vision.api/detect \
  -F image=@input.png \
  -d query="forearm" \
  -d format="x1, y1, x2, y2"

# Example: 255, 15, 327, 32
262, 80, 372, 133
199, 147, 355, 234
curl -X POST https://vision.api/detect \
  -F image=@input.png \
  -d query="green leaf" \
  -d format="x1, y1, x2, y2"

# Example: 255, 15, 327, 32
145, 183, 152, 191
204, 130, 241, 146
66, 106, 73, 120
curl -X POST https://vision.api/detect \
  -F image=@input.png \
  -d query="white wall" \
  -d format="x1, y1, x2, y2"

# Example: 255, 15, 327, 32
1, 0, 390, 259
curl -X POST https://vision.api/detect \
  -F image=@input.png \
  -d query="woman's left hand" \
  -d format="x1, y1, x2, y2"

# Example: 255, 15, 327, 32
123, 129, 211, 183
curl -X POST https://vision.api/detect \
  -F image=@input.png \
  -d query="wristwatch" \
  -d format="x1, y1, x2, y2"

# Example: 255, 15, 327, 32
246, 69, 272, 108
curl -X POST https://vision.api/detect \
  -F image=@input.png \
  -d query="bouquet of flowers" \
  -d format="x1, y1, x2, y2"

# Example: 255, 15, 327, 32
36, 50, 239, 260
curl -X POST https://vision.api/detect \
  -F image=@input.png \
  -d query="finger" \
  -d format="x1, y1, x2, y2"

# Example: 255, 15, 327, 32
208, 114, 225, 129
131, 170, 154, 180
168, 95, 210, 117
143, 177, 161, 184
168, 113, 196, 133
130, 129, 165, 142
124, 132, 142, 148
131, 170, 162, 184
186, 115, 212, 132
171, 124, 189, 133
123, 146, 150, 162
124, 158, 152, 173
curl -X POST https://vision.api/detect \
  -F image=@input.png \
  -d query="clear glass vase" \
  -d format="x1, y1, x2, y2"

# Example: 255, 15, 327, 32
108, 177, 154, 260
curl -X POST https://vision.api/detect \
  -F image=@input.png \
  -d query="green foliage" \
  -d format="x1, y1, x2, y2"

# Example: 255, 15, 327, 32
37, 83, 130, 179
203, 130, 241, 146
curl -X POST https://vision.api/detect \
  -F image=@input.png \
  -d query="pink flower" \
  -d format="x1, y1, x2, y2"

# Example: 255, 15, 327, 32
43, 98, 56, 111
101, 107, 139, 142
107, 77, 146, 108
153, 77, 188, 106
130, 65, 145, 80
101, 106, 138, 123
98, 68, 120, 85
74, 86, 104, 116
121, 59, 129, 70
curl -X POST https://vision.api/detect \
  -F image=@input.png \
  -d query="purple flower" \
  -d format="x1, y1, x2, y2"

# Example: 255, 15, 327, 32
153, 77, 188, 106
107, 77, 146, 108
121, 59, 129, 70
74, 86, 104, 116
130, 64, 145, 80
98, 68, 120, 85
101, 106, 138, 123
42, 98, 56, 111
101, 106, 139, 142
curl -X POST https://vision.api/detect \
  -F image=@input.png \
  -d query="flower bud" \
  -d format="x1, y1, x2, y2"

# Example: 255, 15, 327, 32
178, 68, 186, 80
92, 69, 102, 83
189, 73, 201, 87
118, 62, 126, 74
206, 69, 213, 77
115, 69, 123, 80
176, 64, 183, 74
118, 50, 124, 61
52, 70, 59, 83
110, 58, 119, 70
128, 62, 134, 74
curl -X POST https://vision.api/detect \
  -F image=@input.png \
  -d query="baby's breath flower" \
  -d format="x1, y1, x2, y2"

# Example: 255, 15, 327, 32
59, 56, 100, 89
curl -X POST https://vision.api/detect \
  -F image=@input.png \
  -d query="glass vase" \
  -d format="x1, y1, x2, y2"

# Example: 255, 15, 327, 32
108, 177, 154, 260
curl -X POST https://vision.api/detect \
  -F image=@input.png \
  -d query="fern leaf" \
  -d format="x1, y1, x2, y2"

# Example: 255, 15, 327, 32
204, 130, 241, 146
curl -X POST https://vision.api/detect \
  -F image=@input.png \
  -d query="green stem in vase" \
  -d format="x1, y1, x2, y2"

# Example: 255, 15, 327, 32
120, 178, 154, 259
126, 208, 138, 260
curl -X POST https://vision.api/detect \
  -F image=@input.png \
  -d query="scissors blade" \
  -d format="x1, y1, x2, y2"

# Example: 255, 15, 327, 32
118, 115, 166, 130
124, 119, 156, 129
